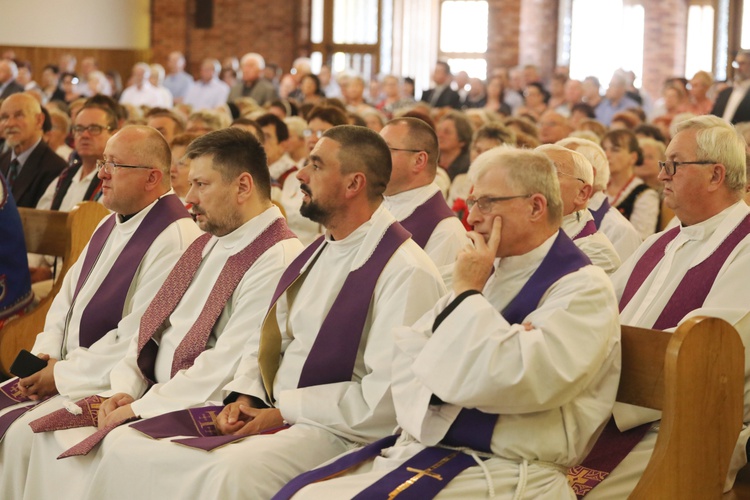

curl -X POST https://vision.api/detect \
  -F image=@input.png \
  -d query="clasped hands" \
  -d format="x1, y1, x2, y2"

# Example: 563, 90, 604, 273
215, 395, 284, 436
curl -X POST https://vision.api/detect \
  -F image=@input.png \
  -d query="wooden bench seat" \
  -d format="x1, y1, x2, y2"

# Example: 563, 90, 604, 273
620, 317, 744, 498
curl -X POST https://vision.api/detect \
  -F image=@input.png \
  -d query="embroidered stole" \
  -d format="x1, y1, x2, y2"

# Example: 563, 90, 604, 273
573, 219, 597, 240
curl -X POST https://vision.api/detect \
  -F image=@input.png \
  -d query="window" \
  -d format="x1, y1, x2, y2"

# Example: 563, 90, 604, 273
685, 4, 715, 80
438, 0, 488, 80
568, 0, 644, 87
309, 0, 386, 81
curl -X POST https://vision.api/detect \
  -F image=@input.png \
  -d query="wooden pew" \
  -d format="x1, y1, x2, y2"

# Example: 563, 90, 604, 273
618, 317, 744, 498
0, 202, 109, 376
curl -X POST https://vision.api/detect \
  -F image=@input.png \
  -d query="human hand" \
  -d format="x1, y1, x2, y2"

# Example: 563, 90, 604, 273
98, 393, 134, 429
19, 355, 57, 400
453, 216, 502, 295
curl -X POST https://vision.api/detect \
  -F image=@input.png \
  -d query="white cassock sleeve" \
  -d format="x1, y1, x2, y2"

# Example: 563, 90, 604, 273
394, 266, 620, 444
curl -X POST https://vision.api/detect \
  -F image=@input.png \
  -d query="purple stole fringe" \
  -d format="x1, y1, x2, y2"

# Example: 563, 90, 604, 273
398, 191, 456, 249
74, 194, 190, 348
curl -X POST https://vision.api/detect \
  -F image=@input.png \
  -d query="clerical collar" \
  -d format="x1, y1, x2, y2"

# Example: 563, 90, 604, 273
119, 213, 138, 223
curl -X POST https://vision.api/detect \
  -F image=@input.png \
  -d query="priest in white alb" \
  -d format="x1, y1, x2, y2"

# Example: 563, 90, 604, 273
380, 117, 467, 287
0, 126, 202, 498
537, 144, 621, 274
582, 115, 750, 498
276, 146, 621, 499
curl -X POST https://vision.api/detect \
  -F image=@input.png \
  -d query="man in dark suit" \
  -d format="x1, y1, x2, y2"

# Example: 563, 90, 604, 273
0, 59, 24, 99
0, 93, 66, 207
420, 61, 461, 109
711, 50, 750, 124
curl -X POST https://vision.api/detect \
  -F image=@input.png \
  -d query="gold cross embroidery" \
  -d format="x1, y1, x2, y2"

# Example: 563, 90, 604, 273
387, 452, 458, 499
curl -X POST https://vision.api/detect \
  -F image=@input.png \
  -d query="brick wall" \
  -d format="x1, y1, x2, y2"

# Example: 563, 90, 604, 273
151, 0, 308, 76
518, 0, 559, 83
487, 0, 521, 74
641, 0, 689, 99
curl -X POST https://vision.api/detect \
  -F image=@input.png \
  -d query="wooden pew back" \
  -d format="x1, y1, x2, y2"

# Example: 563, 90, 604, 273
0, 202, 109, 376
621, 317, 744, 499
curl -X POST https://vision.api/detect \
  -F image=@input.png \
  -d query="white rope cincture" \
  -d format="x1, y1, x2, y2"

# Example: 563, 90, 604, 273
470, 450, 496, 498
511, 459, 529, 500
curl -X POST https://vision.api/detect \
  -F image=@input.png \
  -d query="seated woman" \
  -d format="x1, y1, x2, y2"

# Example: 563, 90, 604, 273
602, 129, 660, 239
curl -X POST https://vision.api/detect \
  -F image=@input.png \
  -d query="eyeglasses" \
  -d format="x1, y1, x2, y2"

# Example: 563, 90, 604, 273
466, 194, 531, 214
96, 159, 153, 174
658, 160, 716, 176
72, 125, 112, 136
388, 147, 424, 154
556, 169, 586, 183
303, 129, 324, 139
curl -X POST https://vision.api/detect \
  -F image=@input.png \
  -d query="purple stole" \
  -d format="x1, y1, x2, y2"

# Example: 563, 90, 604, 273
441, 229, 591, 452
273, 230, 592, 500
570, 213, 750, 497
398, 191, 457, 249
621, 214, 750, 329
73, 194, 190, 348
573, 219, 597, 241
262, 221, 411, 397
589, 198, 611, 229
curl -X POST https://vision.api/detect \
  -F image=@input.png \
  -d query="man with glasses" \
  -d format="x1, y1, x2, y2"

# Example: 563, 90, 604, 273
537, 144, 621, 274
0, 93, 66, 207
0, 125, 203, 499
381, 117, 467, 286
582, 115, 750, 498
277, 146, 619, 499
36, 101, 117, 211
712, 49, 750, 124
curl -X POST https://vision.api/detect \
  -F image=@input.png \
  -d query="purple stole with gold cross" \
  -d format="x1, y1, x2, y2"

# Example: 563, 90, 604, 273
567, 213, 750, 498
398, 191, 456, 249
273, 229, 592, 500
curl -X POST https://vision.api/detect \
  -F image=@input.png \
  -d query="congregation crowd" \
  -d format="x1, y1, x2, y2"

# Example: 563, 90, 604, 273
0, 46, 749, 498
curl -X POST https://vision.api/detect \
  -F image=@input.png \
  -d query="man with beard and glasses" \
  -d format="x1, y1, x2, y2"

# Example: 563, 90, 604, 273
80, 125, 446, 500
16, 128, 303, 500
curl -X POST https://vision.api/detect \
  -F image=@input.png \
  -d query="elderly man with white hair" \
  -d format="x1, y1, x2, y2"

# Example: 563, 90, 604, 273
557, 137, 642, 261
276, 146, 621, 500
581, 114, 750, 498
537, 144, 621, 274
119, 62, 171, 108
228, 52, 278, 106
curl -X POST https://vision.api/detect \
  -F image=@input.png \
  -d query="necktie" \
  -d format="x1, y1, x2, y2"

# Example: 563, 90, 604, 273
6, 159, 19, 188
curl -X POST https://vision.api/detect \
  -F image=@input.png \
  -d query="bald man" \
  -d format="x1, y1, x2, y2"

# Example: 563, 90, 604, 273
0, 125, 203, 498
0, 93, 66, 206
